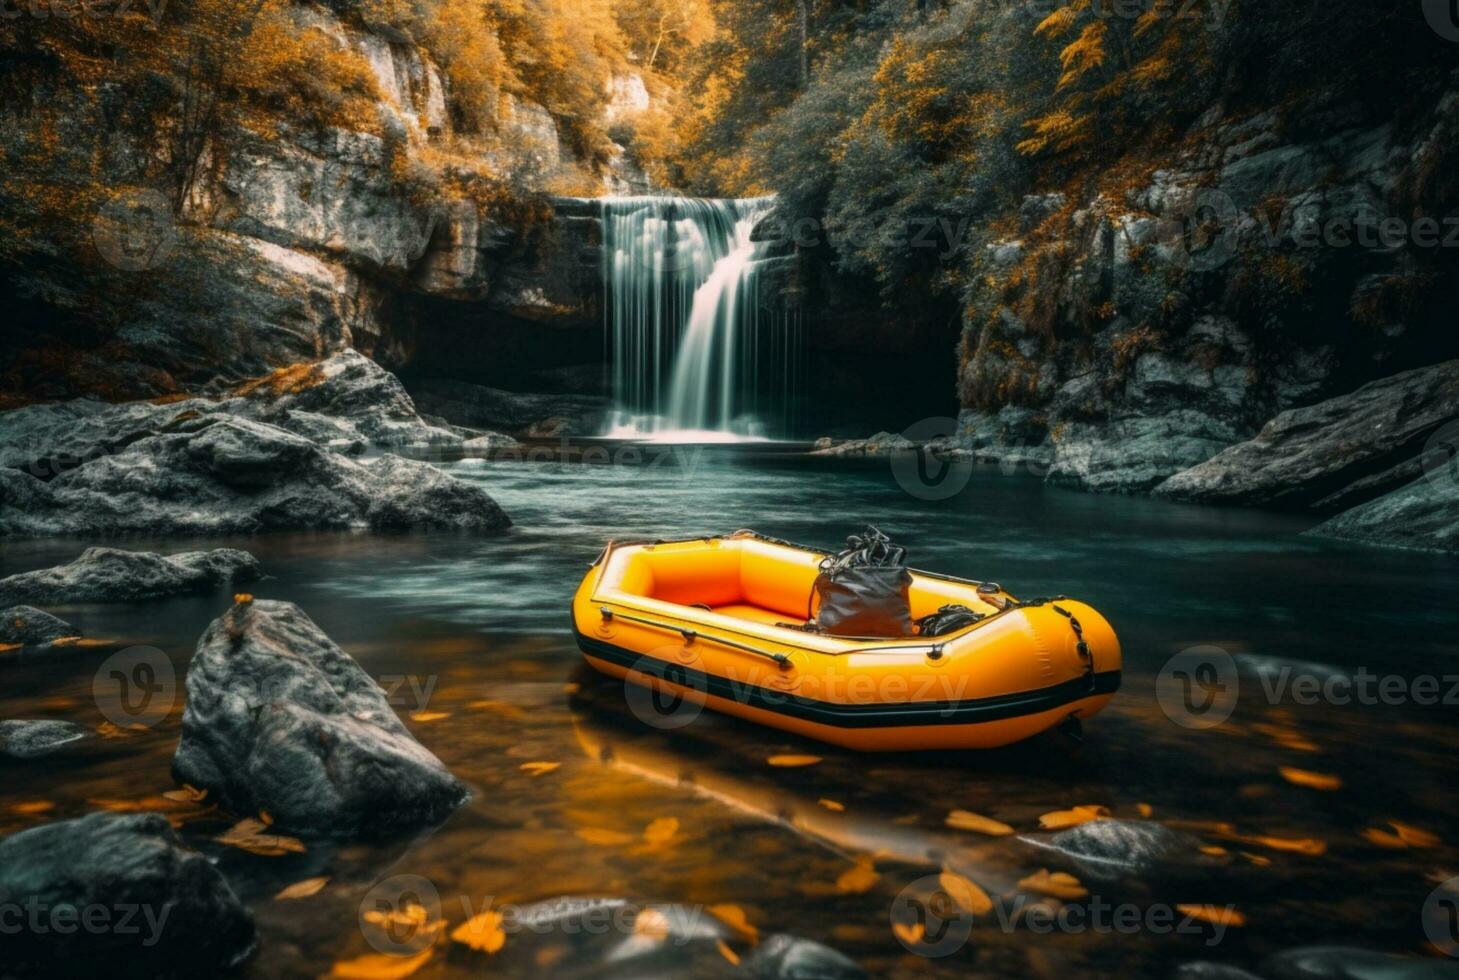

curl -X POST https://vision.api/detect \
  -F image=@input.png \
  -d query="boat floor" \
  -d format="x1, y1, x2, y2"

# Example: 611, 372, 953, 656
709, 602, 803, 628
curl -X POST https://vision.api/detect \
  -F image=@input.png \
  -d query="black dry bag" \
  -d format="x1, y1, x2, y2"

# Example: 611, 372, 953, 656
812, 526, 913, 637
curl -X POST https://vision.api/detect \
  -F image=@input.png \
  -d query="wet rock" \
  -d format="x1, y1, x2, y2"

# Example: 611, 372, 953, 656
1047, 413, 1243, 494
1155, 360, 1459, 511
172, 599, 467, 839
0, 548, 260, 605
1260, 947, 1459, 980
0, 812, 255, 978
0, 416, 510, 537
810, 432, 918, 457
409, 377, 611, 437
1022, 819, 1207, 882
1305, 476, 1459, 553
745, 933, 866, 980
0, 606, 78, 646
0, 719, 93, 758
1173, 963, 1268, 980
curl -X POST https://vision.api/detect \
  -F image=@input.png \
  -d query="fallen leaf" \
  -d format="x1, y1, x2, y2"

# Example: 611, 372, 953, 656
451, 910, 506, 953
1279, 767, 1342, 791
328, 949, 432, 980
836, 856, 879, 894
1363, 821, 1440, 849
946, 810, 1014, 836
1241, 852, 1272, 867
643, 816, 679, 845
1363, 827, 1407, 849
1136, 803, 1154, 818
520, 761, 561, 777
818, 798, 845, 812
215, 817, 306, 856
163, 784, 208, 803
634, 907, 671, 940
1239, 834, 1326, 856
233, 593, 253, 604
275, 877, 329, 900
1200, 845, 1228, 856
11, 801, 55, 815
1177, 904, 1247, 927
767, 754, 821, 768
259, 810, 273, 826
709, 904, 759, 943
1038, 805, 1109, 830
1017, 869, 1088, 900
408, 711, 449, 723
892, 920, 925, 946
938, 869, 992, 915
576, 827, 634, 846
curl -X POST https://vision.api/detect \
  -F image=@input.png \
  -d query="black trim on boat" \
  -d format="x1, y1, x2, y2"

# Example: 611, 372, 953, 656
573, 628, 1122, 729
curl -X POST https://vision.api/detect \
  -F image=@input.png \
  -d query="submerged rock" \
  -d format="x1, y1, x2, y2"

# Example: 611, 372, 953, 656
0, 606, 78, 645
1155, 360, 1459, 510
1304, 476, 1459, 553
0, 812, 255, 978
1022, 819, 1207, 881
1173, 963, 1268, 980
0, 719, 93, 758
1261, 947, 1459, 979
0, 416, 509, 537
408, 377, 611, 438
173, 599, 467, 838
0, 547, 260, 605
745, 934, 866, 980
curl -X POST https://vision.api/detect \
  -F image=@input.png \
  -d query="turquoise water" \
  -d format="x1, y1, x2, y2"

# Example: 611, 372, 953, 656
2, 447, 1458, 977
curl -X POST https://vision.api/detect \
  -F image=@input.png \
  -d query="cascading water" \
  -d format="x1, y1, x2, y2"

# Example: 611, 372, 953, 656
601, 196, 801, 440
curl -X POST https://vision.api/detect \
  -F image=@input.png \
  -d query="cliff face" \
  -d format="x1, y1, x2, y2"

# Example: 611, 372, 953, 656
953, 83, 1459, 494
0, 1, 645, 405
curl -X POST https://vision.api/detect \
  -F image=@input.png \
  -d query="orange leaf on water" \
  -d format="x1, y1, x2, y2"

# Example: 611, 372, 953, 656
1135, 802, 1154, 818
1017, 869, 1088, 900
767, 754, 821, 768
215, 817, 306, 856
946, 810, 1014, 836
836, 856, 879, 894
892, 920, 925, 945
634, 907, 671, 940
11, 801, 55, 815
275, 877, 329, 900
938, 870, 993, 915
709, 904, 759, 943
1177, 904, 1247, 927
818, 798, 845, 812
1279, 767, 1342, 791
233, 593, 254, 605
643, 816, 679, 844
408, 711, 449, 723
327, 949, 432, 980
1038, 805, 1109, 830
717, 939, 741, 965
520, 761, 561, 777
1239, 834, 1326, 856
576, 827, 634, 846
1363, 820, 1440, 849
451, 910, 506, 953
163, 784, 208, 803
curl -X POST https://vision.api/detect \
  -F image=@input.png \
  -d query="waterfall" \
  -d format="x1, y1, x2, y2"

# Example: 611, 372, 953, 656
600, 196, 800, 440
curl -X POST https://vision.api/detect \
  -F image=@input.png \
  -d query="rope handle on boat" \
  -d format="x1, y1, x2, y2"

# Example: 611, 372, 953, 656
1048, 602, 1096, 689
599, 607, 793, 670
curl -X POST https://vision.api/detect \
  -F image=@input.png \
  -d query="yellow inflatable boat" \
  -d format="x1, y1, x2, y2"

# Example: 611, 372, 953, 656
570, 531, 1121, 750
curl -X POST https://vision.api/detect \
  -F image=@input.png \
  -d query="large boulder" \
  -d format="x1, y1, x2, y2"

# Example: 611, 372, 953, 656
0, 415, 510, 537
0, 812, 255, 977
0, 548, 260, 605
0, 606, 79, 645
1305, 476, 1459, 553
172, 599, 467, 838
1155, 360, 1459, 510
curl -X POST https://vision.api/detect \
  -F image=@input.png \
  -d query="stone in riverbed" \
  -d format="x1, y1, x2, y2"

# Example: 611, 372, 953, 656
1021, 818, 1208, 882
745, 933, 867, 979
0, 812, 255, 978
0, 547, 260, 605
1261, 947, 1459, 979
172, 599, 467, 839
0, 719, 93, 758
1304, 476, 1459, 553
1173, 964, 1268, 980
0, 415, 510, 537
0, 606, 78, 646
